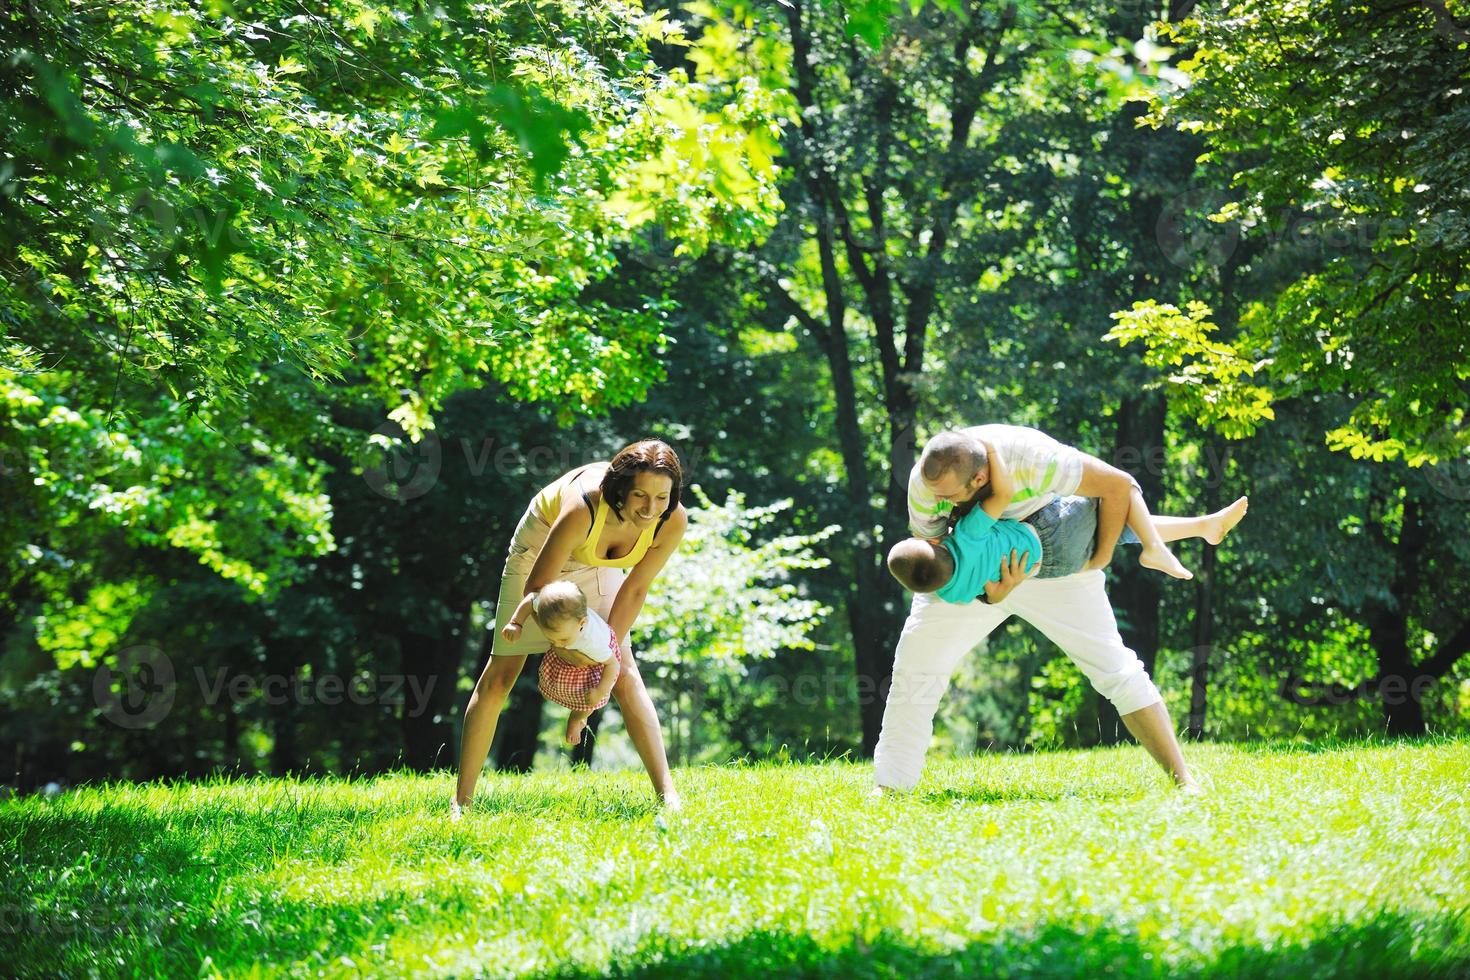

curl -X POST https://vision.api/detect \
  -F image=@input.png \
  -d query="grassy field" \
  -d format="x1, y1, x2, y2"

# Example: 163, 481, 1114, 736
3, 739, 1468, 978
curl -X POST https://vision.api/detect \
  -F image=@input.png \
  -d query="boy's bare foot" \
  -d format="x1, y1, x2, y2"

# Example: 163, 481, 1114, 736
565, 712, 589, 747
1205, 495, 1249, 545
1140, 544, 1193, 580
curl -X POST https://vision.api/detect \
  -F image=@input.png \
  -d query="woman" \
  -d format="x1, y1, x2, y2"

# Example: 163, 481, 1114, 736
452, 439, 688, 816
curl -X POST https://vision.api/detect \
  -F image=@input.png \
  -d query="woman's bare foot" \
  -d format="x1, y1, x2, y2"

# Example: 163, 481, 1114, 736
659, 788, 683, 812
565, 712, 590, 747
1140, 544, 1193, 579
1204, 495, 1249, 545
449, 799, 466, 823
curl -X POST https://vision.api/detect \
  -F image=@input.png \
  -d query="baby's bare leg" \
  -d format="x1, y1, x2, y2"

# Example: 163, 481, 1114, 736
565, 710, 591, 747
1124, 484, 1193, 579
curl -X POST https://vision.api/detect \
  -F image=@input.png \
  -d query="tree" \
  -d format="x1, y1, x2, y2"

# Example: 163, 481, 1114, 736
1, 0, 794, 781
692, 0, 1191, 750
1127, 0, 1470, 467
1105, 0, 1470, 733
634, 486, 836, 764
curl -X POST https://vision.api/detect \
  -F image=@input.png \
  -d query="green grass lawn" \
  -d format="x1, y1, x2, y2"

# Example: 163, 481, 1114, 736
3, 739, 1468, 978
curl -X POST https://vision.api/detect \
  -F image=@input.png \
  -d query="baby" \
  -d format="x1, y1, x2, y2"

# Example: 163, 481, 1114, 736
888, 451, 1248, 601
500, 580, 622, 746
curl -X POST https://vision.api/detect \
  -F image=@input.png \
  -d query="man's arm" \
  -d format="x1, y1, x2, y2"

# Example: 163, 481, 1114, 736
982, 549, 1031, 603
1074, 455, 1137, 571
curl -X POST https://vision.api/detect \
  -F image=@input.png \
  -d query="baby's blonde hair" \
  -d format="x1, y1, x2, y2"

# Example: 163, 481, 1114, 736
534, 580, 588, 629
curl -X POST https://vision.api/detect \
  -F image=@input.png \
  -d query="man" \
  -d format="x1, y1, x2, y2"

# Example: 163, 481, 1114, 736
872, 424, 1201, 794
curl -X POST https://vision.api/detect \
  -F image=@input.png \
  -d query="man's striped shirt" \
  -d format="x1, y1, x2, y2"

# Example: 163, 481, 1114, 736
908, 424, 1087, 538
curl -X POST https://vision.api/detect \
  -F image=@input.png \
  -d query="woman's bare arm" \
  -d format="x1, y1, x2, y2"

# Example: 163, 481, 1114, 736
522, 496, 594, 596
605, 507, 688, 650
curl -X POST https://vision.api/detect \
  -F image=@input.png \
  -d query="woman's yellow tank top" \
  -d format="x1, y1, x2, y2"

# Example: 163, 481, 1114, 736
531, 466, 658, 569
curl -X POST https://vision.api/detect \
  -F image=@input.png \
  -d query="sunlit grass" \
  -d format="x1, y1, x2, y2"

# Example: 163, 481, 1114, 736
3, 738, 1468, 977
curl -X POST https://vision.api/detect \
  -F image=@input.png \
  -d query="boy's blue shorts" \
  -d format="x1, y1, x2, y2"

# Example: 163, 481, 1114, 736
1026, 496, 1140, 579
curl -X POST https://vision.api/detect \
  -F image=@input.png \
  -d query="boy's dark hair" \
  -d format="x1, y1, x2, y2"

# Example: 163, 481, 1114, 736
920, 431, 988, 485
535, 580, 587, 628
601, 439, 683, 524
886, 539, 954, 594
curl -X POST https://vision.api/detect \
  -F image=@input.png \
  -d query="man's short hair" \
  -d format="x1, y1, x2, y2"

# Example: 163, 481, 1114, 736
920, 431, 988, 485
887, 539, 954, 594
534, 580, 587, 628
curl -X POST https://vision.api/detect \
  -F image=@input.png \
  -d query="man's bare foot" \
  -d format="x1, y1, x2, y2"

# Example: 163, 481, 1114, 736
565, 712, 589, 747
1140, 544, 1193, 580
1204, 495, 1249, 545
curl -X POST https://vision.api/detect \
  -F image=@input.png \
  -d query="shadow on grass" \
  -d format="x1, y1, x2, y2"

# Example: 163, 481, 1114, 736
560, 913, 1470, 980
917, 784, 1137, 806
1222, 734, 1465, 756
0, 787, 660, 978
466, 788, 661, 822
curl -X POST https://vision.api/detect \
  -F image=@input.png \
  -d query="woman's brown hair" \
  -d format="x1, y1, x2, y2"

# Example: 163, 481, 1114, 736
600, 439, 682, 526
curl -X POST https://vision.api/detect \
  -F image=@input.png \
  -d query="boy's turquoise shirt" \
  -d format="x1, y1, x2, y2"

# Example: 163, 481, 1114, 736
934, 507, 1042, 603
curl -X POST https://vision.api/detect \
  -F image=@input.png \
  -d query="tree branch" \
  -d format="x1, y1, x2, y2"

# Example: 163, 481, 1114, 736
1420, 619, 1470, 679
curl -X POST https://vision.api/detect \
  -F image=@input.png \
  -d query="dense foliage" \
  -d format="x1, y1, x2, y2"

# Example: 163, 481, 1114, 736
2, 0, 1467, 788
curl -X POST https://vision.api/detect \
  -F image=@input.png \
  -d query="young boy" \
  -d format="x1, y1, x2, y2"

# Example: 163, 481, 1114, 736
500, 580, 622, 746
888, 447, 1247, 600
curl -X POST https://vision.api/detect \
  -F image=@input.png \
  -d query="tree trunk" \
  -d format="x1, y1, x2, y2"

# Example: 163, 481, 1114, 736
1100, 393, 1167, 744
224, 700, 240, 769
1367, 490, 1430, 736
494, 668, 544, 772
780, 0, 981, 756
267, 638, 303, 774
399, 626, 464, 771
1186, 440, 1228, 738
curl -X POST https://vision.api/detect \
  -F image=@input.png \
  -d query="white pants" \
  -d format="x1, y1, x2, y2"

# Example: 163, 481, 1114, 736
872, 569, 1162, 791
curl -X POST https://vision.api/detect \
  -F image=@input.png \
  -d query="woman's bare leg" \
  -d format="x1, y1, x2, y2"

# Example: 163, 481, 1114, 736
1148, 496, 1249, 545
453, 654, 527, 809
610, 658, 679, 808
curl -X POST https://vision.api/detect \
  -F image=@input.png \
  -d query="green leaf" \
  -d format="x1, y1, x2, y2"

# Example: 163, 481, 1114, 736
844, 0, 896, 50
429, 86, 590, 188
